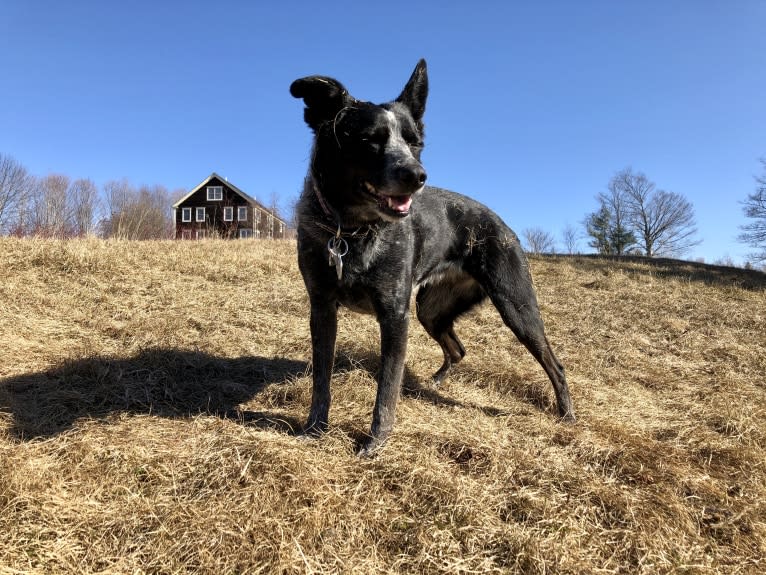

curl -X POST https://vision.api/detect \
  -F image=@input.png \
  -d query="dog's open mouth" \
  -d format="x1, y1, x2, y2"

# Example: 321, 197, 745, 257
364, 182, 413, 217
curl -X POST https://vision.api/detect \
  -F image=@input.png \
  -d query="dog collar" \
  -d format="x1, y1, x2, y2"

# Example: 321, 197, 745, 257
312, 180, 336, 221
311, 181, 376, 239
314, 220, 374, 239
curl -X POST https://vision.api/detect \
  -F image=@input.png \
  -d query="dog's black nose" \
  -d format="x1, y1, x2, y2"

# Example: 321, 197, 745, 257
399, 165, 427, 188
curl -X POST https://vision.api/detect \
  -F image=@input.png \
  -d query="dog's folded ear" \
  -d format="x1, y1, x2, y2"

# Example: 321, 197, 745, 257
290, 76, 355, 133
396, 59, 428, 123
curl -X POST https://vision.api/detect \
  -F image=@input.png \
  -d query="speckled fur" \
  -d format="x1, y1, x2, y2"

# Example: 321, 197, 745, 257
290, 60, 574, 455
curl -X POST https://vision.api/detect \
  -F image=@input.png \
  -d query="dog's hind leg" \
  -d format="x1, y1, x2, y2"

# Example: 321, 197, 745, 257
432, 327, 465, 384
416, 276, 485, 384
493, 293, 575, 421
473, 248, 575, 422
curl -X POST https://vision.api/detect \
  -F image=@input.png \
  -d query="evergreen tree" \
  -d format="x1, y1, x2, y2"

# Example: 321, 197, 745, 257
585, 205, 612, 254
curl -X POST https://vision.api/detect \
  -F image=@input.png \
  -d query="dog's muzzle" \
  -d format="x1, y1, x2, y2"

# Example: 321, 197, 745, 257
364, 181, 420, 217
364, 164, 426, 217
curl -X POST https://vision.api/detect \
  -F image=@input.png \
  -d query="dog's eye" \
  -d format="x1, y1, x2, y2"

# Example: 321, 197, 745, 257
361, 131, 388, 152
367, 130, 388, 144
360, 138, 381, 153
405, 136, 423, 150
401, 130, 422, 149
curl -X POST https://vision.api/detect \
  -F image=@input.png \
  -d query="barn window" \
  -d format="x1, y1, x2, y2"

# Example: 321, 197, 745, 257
181, 229, 192, 239
207, 186, 223, 201
223, 206, 233, 221
181, 207, 191, 222
238, 206, 248, 221
196, 207, 206, 222
239, 229, 253, 239
196, 229, 206, 239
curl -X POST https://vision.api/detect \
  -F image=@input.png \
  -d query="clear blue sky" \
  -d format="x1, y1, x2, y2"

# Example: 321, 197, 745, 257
2, 1, 764, 263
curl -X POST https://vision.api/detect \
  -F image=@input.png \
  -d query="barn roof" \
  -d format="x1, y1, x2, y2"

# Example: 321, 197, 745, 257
172, 172, 258, 209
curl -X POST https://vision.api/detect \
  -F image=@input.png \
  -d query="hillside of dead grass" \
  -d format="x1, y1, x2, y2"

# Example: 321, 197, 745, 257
1, 237, 765, 574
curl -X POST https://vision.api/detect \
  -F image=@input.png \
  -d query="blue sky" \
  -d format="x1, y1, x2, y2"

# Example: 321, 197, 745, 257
2, 1, 764, 263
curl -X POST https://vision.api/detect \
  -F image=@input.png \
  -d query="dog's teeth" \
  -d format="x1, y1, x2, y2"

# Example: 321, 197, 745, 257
386, 195, 412, 213
364, 182, 377, 194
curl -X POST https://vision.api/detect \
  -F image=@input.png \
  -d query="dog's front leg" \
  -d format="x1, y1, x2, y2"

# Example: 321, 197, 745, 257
360, 311, 410, 456
305, 301, 338, 435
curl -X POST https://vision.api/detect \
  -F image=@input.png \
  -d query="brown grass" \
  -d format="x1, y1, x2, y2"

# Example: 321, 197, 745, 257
1, 237, 764, 574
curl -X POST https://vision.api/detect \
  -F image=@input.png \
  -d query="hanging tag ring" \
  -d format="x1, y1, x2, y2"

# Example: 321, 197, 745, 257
327, 236, 349, 258
327, 235, 349, 280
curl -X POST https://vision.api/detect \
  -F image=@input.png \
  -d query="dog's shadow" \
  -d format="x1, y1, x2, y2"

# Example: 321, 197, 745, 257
334, 346, 520, 419
2, 346, 541, 442
0, 348, 307, 440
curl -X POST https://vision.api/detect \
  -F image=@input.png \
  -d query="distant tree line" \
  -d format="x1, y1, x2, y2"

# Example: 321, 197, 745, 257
520, 160, 766, 270
5, 149, 765, 262
0, 152, 179, 239
522, 167, 701, 259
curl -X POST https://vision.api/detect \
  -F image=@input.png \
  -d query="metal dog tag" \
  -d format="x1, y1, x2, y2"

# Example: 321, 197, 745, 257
327, 236, 348, 280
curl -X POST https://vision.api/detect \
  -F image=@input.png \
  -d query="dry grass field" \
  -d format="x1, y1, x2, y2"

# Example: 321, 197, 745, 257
1, 237, 764, 574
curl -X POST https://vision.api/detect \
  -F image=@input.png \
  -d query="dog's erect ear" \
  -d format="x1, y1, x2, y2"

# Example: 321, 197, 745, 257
396, 59, 428, 122
290, 76, 355, 132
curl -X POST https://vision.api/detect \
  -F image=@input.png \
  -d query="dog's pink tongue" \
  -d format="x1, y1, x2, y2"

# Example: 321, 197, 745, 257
387, 195, 412, 213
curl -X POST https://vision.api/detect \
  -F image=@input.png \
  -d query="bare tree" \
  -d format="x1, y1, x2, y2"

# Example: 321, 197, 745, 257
268, 191, 282, 219
28, 174, 72, 237
0, 153, 33, 234
523, 227, 556, 255
738, 158, 766, 264
69, 178, 99, 237
561, 223, 580, 255
102, 180, 172, 239
632, 189, 699, 257
612, 168, 699, 257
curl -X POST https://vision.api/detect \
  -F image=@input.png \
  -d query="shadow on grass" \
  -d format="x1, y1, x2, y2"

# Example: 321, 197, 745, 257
2, 343, 539, 442
335, 345, 517, 419
0, 348, 308, 440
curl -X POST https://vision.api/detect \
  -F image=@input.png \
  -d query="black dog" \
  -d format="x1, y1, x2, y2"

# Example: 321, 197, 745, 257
291, 59, 574, 455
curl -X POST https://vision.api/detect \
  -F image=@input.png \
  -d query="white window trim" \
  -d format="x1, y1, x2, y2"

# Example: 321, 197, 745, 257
181, 207, 191, 222
196, 229, 206, 239
196, 207, 206, 222
223, 206, 233, 222
238, 206, 248, 221
239, 229, 253, 239
207, 186, 223, 201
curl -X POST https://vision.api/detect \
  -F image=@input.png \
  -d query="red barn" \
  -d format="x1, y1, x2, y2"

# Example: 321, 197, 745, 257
172, 173, 288, 240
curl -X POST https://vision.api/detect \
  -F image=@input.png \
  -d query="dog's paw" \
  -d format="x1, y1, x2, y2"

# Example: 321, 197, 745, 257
298, 420, 328, 441
431, 363, 452, 386
295, 432, 321, 444
356, 437, 388, 459
560, 411, 577, 424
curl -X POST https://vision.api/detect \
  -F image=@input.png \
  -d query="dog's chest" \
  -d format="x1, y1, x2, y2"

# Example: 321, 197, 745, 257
333, 234, 413, 313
